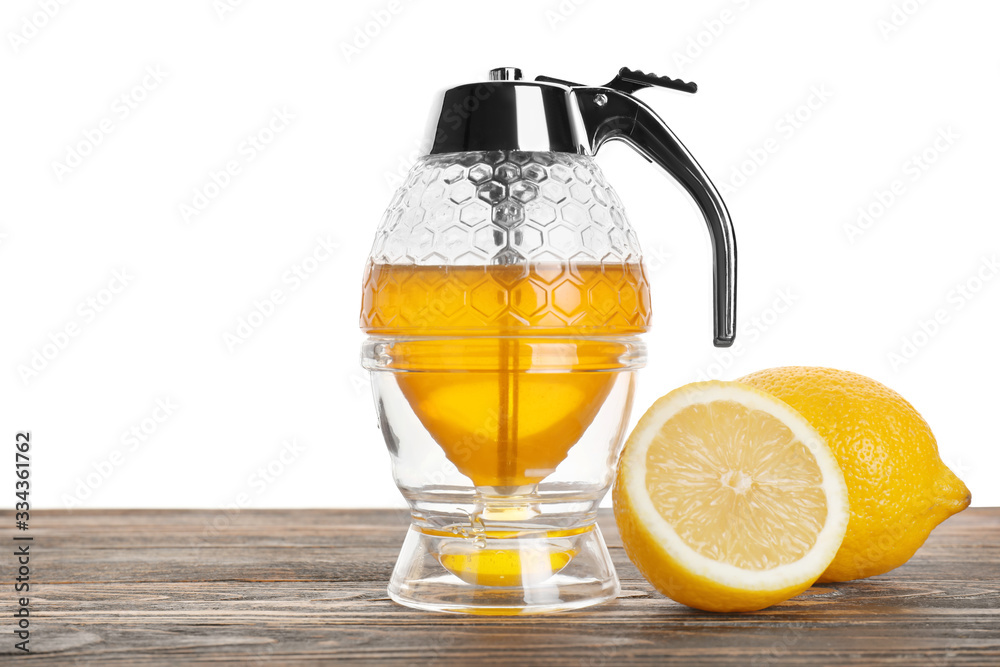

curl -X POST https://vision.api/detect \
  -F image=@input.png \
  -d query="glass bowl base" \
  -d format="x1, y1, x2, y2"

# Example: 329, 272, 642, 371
387, 523, 620, 615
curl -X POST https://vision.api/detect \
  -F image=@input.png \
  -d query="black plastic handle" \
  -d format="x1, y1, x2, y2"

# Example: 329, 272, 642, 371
572, 86, 737, 347
606, 67, 698, 95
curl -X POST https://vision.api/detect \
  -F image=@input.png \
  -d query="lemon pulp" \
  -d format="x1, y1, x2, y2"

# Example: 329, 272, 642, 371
646, 399, 828, 570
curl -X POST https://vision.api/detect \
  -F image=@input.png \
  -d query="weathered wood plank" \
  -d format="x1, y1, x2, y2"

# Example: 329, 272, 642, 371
1, 508, 997, 664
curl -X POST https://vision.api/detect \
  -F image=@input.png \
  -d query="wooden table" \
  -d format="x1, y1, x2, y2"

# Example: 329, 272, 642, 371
4, 508, 998, 664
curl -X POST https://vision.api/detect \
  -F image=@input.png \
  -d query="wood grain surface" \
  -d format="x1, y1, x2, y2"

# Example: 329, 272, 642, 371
1, 508, 997, 665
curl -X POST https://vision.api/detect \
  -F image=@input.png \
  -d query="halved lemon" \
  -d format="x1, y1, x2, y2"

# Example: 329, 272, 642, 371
613, 381, 849, 612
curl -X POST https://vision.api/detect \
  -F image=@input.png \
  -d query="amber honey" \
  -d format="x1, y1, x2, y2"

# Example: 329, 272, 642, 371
360, 262, 651, 489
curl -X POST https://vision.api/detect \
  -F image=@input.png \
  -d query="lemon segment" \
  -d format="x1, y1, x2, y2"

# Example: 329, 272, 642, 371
614, 381, 849, 612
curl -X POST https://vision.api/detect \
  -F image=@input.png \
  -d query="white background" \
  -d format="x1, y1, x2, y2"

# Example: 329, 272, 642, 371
1, 0, 997, 509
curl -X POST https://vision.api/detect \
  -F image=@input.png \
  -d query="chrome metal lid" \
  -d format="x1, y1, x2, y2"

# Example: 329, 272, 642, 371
427, 68, 582, 154
422, 66, 738, 348
427, 66, 698, 155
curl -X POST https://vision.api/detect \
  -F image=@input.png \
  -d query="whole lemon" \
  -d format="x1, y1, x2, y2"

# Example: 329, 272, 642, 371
739, 366, 971, 582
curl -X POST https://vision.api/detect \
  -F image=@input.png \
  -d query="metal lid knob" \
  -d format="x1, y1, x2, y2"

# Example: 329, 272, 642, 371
489, 67, 522, 81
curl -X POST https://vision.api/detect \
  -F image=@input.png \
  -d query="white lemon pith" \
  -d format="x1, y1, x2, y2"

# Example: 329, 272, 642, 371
613, 381, 850, 612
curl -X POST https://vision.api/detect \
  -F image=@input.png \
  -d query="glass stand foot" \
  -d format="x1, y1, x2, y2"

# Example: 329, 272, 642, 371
387, 523, 620, 615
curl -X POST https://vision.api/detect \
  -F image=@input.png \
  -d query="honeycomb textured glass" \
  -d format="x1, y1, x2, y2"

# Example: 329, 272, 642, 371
367, 151, 642, 266
361, 151, 651, 334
